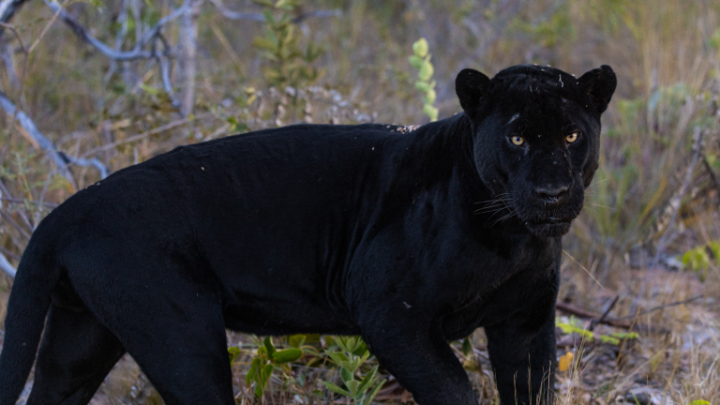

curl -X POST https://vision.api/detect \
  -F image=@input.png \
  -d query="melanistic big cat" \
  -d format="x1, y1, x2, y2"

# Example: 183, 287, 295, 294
0, 64, 615, 405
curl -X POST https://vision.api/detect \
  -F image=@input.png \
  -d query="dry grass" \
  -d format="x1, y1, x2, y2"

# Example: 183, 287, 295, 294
1, 0, 720, 403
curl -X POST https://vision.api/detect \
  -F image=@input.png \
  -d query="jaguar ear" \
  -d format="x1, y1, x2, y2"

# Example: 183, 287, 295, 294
455, 68, 490, 116
578, 65, 617, 113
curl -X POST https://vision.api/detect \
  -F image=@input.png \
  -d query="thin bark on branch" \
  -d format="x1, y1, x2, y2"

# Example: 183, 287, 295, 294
0, 91, 108, 182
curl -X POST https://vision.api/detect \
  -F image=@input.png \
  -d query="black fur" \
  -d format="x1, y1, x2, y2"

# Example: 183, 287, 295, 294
0, 64, 615, 405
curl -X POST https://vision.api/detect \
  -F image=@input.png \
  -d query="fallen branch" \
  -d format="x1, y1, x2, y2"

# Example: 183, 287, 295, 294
557, 295, 704, 330
556, 302, 632, 329
0, 91, 108, 183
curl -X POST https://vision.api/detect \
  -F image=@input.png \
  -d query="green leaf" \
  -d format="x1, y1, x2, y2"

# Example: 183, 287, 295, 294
418, 60, 434, 81
252, 0, 275, 8
246, 357, 260, 384
264, 337, 276, 356
423, 104, 439, 121
288, 334, 306, 348
412, 38, 429, 57
253, 37, 278, 52
345, 379, 361, 398
139, 84, 159, 95
461, 337, 472, 356
599, 335, 620, 345
426, 89, 437, 104
228, 346, 242, 363
362, 378, 386, 405
322, 381, 351, 397
272, 348, 303, 363
690, 400, 711, 405
340, 367, 354, 383
415, 81, 430, 92
328, 352, 350, 364
409, 55, 424, 69
357, 365, 378, 393
262, 9, 276, 24
263, 364, 274, 385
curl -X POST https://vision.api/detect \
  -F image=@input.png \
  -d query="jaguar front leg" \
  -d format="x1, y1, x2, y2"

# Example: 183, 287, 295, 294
359, 313, 478, 405
485, 305, 557, 405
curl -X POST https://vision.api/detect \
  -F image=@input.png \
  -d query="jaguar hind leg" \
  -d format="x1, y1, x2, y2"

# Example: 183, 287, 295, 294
26, 304, 125, 405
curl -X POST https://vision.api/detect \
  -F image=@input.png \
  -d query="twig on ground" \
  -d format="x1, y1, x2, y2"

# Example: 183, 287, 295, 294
589, 295, 619, 331
557, 295, 703, 331
556, 301, 632, 329
618, 295, 704, 320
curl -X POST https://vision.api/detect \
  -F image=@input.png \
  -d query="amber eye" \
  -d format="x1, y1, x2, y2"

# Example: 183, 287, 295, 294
566, 132, 579, 143
510, 136, 525, 146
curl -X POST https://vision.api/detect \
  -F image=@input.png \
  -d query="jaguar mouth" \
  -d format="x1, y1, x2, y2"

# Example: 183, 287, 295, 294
525, 216, 573, 237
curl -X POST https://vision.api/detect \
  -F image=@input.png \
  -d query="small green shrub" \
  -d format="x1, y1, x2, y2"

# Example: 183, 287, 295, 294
680, 241, 720, 282
408, 38, 438, 122
229, 336, 303, 399
320, 336, 385, 405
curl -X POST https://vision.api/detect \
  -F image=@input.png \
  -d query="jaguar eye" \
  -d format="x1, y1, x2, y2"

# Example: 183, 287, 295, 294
566, 132, 579, 143
510, 136, 525, 146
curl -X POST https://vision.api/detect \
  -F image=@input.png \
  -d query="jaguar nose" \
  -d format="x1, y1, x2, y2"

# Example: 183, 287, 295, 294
534, 184, 570, 205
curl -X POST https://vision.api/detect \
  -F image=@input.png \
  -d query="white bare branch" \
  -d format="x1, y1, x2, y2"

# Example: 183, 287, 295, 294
210, 0, 341, 22
0, 92, 108, 181
43, 0, 186, 61
178, 0, 202, 117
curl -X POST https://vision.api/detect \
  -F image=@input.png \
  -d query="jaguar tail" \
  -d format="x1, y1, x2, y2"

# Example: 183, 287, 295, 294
0, 235, 59, 405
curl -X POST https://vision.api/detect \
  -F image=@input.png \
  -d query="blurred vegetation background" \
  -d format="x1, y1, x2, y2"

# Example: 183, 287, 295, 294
1, 0, 720, 403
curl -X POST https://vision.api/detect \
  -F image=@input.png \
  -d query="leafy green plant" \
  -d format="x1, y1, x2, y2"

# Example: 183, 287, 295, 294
253, 0, 324, 91
408, 38, 438, 121
680, 240, 720, 282
230, 336, 303, 399
556, 316, 639, 345
321, 336, 385, 404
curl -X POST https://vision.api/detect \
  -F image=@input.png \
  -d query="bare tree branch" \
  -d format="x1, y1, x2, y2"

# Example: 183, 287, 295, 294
0, 91, 108, 182
0, 0, 29, 37
178, 0, 202, 117
209, 0, 266, 21
0, 251, 15, 278
210, 0, 341, 22
43, 0, 186, 61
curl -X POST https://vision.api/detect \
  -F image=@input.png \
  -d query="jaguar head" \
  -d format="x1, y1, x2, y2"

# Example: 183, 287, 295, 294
456, 64, 617, 237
